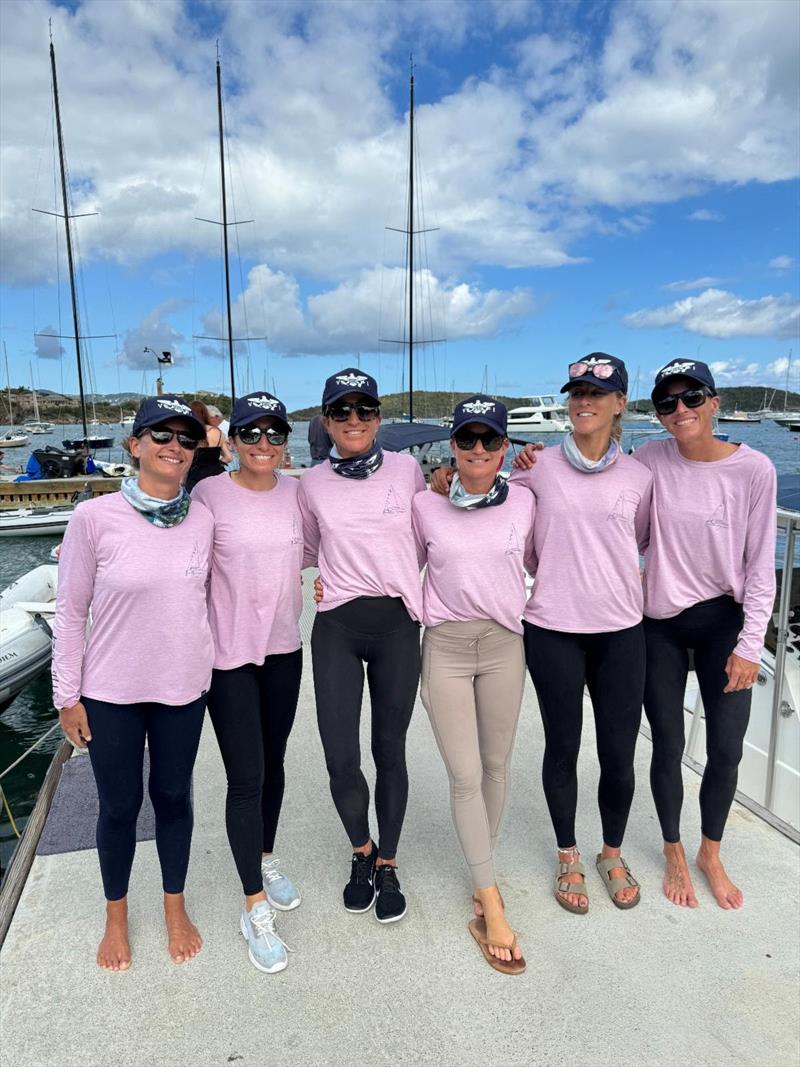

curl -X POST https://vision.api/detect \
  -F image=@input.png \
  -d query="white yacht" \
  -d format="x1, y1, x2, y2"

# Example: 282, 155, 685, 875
506, 395, 571, 433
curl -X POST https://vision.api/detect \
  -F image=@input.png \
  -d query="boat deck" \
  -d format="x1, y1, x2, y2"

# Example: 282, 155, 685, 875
1, 588, 798, 1067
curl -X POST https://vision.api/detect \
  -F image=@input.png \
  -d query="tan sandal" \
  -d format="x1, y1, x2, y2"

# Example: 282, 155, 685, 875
555, 858, 589, 914
595, 854, 641, 910
468, 918, 526, 975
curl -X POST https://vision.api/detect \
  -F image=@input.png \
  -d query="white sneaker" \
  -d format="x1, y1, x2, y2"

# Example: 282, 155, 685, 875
239, 901, 289, 974
262, 856, 302, 911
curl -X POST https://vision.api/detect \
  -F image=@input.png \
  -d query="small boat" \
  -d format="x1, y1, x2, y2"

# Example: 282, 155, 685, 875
61, 434, 115, 450
506, 395, 571, 433
0, 505, 76, 537
23, 422, 55, 434
718, 411, 761, 423
94, 460, 135, 478
0, 431, 30, 448
772, 412, 800, 426
0, 564, 58, 714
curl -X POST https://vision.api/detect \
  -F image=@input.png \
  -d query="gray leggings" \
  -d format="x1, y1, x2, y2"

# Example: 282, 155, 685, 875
421, 620, 526, 890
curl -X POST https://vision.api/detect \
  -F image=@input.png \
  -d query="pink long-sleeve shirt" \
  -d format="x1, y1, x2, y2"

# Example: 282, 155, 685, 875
412, 485, 535, 633
52, 492, 214, 709
191, 473, 304, 668
634, 439, 777, 662
511, 446, 653, 633
297, 451, 427, 620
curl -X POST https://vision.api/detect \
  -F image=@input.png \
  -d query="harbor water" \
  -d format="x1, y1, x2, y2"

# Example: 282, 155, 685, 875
0, 417, 797, 871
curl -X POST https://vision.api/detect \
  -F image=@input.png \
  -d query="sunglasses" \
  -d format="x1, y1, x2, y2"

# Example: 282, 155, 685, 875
569, 361, 616, 380
325, 402, 380, 422
653, 388, 710, 416
235, 426, 288, 446
452, 430, 505, 452
139, 428, 199, 450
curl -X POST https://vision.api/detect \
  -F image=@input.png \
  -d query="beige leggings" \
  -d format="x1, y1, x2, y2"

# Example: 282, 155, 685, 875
421, 620, 526, 890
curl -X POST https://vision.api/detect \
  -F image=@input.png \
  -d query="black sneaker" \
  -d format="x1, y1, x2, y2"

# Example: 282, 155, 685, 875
343, 845, 377, 913
374, 864, 407, 924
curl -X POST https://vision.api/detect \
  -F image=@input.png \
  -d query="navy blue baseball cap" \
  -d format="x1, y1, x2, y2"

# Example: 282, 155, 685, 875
132, 395, 205, 439
451, 394, 508, 437
561, 353, 628, 394
651, 359, 717, 401
229, 391, 291, 434
322, 368, 380, 408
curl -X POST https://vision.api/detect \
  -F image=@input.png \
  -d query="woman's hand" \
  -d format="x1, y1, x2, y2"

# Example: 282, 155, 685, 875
59, 702, 92, 748
723, 653, 759, 692
511, 442, 545, 470
429, 467, 453, 496
313, 576, 324, 604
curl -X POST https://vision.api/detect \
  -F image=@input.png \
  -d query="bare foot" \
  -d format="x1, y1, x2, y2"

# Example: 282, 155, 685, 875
164, 893, 203, 963
476, 887, 523, 964
662, 842, 698, 907
97, 899, 131, 971
598, 845, 640, 906
696, 845, 743, 910
556, 847, 588, 911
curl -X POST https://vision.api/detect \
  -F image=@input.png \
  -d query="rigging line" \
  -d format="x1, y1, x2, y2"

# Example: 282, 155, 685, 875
225, 116, 253, 394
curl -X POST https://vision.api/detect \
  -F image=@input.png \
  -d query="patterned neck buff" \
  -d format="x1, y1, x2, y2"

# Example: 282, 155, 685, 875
561, 433, 620, 474
448, 471, 509, 510
120, 476, 191, 527
328, 440, 384, 480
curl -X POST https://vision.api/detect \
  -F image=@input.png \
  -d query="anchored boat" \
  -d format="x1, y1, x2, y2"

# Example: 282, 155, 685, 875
0, 564, 58, 714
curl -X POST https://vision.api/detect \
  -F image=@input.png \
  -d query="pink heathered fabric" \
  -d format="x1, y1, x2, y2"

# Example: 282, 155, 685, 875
510, 446, 653, 633
634, 439, 777, 662
52, 492, 214, 709
191, 473, 304, 668
412, 484, 535, 633
298, 451, 427, 620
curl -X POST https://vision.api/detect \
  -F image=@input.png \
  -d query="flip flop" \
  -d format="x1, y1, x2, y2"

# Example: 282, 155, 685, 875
555, 858, 589, 914
468, 918, 526, 976
595, 854, 641, 910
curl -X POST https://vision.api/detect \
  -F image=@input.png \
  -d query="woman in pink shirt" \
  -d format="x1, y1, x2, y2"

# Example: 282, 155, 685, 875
192, 392, 303, 975
414, 396, 533, 975
504, 354, 653, 914
298, 369, 425, 925
54, 395, 213, 972
637, 359, 776, 909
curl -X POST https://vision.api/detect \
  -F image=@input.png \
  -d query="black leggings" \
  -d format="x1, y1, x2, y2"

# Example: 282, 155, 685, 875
207, 649, 303, 896
523, 622, 645, 849
83, 694, 207, 901
311, 597, 420, 860
643, 596, 751, 843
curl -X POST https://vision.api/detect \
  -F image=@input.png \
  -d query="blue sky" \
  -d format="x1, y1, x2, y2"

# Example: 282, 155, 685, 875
1, 0, 798, 412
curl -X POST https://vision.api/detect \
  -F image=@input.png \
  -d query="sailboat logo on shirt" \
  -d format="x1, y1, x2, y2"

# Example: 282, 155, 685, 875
505, 523, 522, 556
706, 501, 729, 528
383, 486, 406, 514
608, 489, 641, 525
185, 541, 207, 578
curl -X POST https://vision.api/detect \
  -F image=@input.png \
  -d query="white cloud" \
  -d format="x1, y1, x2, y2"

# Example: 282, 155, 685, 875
199, 264, 535, 357
687, 209, 723, 222
118, 300, 187, 369
624, 288, 800, 339
34, 328, 65, 360
769, 255, 794, 270
708, 360, 760, 383
767, 356, 791, 376
662, 276, 723, 291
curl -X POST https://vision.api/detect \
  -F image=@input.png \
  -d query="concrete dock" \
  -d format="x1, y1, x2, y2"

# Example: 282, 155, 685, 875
1, 589, 798, 1067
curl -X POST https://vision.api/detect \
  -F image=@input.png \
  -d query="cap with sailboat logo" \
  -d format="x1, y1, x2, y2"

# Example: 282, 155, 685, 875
322, 368, 380, 407
651, 359, 717, 401
229, 391, 291, 434
451, 394, 508, 437
132, 395, 205, 439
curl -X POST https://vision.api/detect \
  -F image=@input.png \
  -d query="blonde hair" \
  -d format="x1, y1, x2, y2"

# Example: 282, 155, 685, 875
611, 394, 626, 443
121, 434, 140, 470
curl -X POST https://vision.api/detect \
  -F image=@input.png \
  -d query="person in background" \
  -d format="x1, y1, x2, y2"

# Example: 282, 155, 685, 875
413, 396, 533, 975
637, 359, 776, 909
307, 412, 332, 466
192, 391, 303, 974
207, 404, 230, 438
53, 395, 213, 971
185, 399, 232, 492
299, 368, 425, 924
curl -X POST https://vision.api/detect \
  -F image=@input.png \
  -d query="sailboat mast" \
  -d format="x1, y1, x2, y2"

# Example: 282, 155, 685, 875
784, 350, 792, 413
216, 58, 236, 404
3, 342, 13, 429
50, 42, 88, 443
407, 69, 415, 422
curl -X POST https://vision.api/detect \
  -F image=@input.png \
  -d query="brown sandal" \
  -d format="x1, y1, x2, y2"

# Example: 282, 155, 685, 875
468, 918, 526, 975
555, 858, 589, 914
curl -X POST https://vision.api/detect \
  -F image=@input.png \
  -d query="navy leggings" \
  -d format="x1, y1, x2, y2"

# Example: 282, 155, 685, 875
207, 649, 303, 896
311, 596, 420, 860
643, 595, 752, 843
524, 621, 645, 849
83, 694, 206, 901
